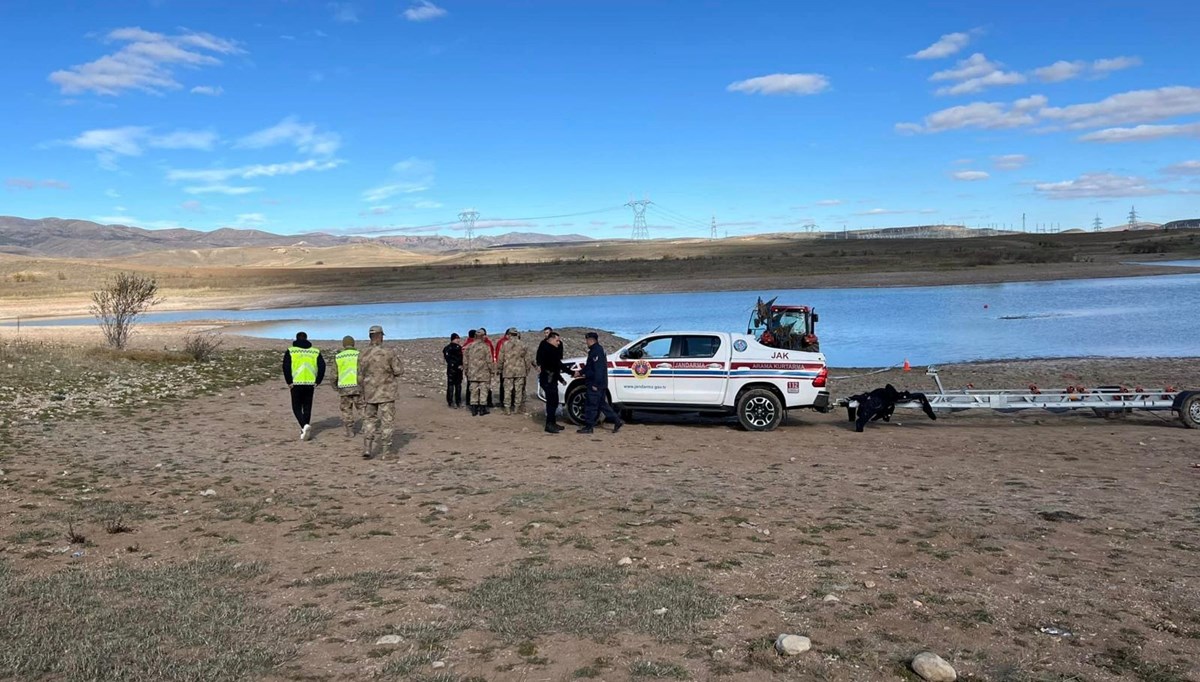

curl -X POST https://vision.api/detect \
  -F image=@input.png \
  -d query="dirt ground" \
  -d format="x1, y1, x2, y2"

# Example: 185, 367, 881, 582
2, 329, 1199, 681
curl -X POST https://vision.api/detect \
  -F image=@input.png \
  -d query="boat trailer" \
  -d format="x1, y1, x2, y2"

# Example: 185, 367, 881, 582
839, 368, 1200, 429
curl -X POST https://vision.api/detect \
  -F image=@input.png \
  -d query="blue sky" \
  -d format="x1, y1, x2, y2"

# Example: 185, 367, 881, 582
2, 0, 1199, 239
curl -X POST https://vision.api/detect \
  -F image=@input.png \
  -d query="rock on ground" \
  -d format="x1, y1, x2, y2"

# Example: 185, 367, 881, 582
911, 651, 957, 682
775, 634, 812, 655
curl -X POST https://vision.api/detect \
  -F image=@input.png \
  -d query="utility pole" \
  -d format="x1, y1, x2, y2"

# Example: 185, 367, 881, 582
1093, 214, 1103, 232
1127, 205, 1138, 230
458, 209, 479, 250
1022, 212, 1026, 232
626, 199, 651, 240
710, 215, 717, 240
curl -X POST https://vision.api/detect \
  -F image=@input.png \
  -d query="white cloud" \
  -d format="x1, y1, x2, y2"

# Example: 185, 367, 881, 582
910, 31, 973, 60
897, 95, 1046, 133
1041, 86, 1200, 129
727, 73, 830, 96
105, 188, 121, 199
68, 126, 148, 156
180, 199, 204, 213
1034, 56, 1141, 83
1033, 60, 1085, 83
183, 185, 262, 195
168, 159, 342, 183
404, 1, 448, 21
329, 2, 359, 22
1093, 56, 1142, 74
1034, 172, 1166, 200
815, 199, 843, 206
952, 170, 990, 181
190, 85, 224, 96
931, 54, 1025, 96
1164, 160, 1200, 175
49, 28, 241, 96
360, 206, 394, 216
235, 117, 341, 156
94, 215, 186, 230
150, 130, 218, 150
235, 212, 267, 226
362, 157, 436, 202
413, 200, 444, 209
993, 154, 1029, 170
64, 126, 217, 167
1077, 122, 1200, 143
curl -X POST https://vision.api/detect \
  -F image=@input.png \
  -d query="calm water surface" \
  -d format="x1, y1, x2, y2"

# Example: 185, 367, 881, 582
13, 274, 1200, 367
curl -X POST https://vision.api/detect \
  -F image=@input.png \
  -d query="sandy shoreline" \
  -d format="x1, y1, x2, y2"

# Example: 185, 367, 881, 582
1, 260, 1194, 322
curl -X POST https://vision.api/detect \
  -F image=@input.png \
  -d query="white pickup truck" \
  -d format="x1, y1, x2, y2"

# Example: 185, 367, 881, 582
542, 331, 830, 431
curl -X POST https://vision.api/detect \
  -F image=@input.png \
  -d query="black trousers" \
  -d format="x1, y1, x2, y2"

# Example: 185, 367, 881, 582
446, 370, 462, 406
540, 372, 560, 424
583, 384, 619, 427
290, 385, 315, 427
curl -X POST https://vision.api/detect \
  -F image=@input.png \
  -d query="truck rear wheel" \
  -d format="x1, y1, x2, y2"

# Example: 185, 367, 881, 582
737, 388, 784, 431
1181, 394, 1200, 430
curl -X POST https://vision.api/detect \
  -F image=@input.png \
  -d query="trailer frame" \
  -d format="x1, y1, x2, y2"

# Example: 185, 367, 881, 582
839, 368, 1200, 429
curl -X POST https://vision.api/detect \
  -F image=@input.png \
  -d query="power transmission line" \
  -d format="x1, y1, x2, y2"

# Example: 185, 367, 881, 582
1093, 214, 1103, 232
458, 209, 479, 249
626, 199, 651, 240
710, 215, 717, 240
1128, 205, 1138, 230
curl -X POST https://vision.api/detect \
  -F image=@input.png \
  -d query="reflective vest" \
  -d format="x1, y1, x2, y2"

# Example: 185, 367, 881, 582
289, 346, 320, 386
336, 349, 359, 388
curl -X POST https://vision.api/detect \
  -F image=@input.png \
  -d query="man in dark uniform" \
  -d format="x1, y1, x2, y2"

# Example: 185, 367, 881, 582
575, 331, 622, 435
536, 331, 573, 433
442, 333, 463, 408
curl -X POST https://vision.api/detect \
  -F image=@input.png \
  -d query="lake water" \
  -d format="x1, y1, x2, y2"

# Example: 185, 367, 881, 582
13, 273, 1200, 367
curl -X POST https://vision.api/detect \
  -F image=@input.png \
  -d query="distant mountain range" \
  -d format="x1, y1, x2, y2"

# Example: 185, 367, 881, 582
0, 216, 591, 259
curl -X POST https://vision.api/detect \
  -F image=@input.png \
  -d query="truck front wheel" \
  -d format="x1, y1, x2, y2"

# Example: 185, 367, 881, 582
737, 389, 784, 431
564, 384, 589, 426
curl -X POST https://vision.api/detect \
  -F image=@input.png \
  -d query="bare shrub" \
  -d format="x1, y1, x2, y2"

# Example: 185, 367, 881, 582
184, 332, 224, 362
90, 272, 162, 350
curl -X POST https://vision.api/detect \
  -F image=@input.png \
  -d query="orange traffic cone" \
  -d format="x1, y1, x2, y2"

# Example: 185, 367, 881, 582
903, 359, 911, 372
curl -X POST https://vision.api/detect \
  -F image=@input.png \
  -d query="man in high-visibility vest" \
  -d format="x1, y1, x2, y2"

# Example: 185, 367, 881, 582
359, 324, 403, 459
334, 335, 363, 437
282, 331, 326, 441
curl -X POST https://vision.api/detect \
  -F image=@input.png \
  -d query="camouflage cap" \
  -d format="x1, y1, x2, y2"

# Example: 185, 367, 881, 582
506, 327, 519, 335
342, 335, 355, 347
369, 325, 384, 335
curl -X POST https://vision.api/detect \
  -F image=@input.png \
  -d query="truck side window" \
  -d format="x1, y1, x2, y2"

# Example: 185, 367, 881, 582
681, 336, 721, 358
631, 337, 672, 360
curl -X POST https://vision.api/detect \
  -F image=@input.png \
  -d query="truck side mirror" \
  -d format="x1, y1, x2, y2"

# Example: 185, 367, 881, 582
812, 312, 819, 323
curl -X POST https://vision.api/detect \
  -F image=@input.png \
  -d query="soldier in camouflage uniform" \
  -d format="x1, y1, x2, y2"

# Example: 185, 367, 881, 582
333, 335, 363, 437
497, 327, 531, 415
464, 328, 494, 416
358, 324, 403, 459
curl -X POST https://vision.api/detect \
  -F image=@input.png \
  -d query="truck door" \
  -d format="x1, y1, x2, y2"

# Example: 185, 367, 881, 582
672, 335, 728, 405
613, 336, 675, 404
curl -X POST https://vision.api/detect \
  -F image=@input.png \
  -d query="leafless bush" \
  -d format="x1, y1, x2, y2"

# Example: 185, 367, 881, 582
184, 332, 224, 362
90, 272, 162, 350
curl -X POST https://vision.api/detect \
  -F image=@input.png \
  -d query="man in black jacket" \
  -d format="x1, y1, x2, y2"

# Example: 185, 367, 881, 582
442, 333, 463, 408
536, 331, 573, 434
282, 331, 326, 441
575, 331, 622, 435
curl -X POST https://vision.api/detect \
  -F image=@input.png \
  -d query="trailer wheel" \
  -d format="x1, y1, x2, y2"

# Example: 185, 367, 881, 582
1181, 394, 1200, 430
737, 389, 784, 431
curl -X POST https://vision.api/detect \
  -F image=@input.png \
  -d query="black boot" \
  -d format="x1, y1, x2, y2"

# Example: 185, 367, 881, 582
470, 405, 479, 416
